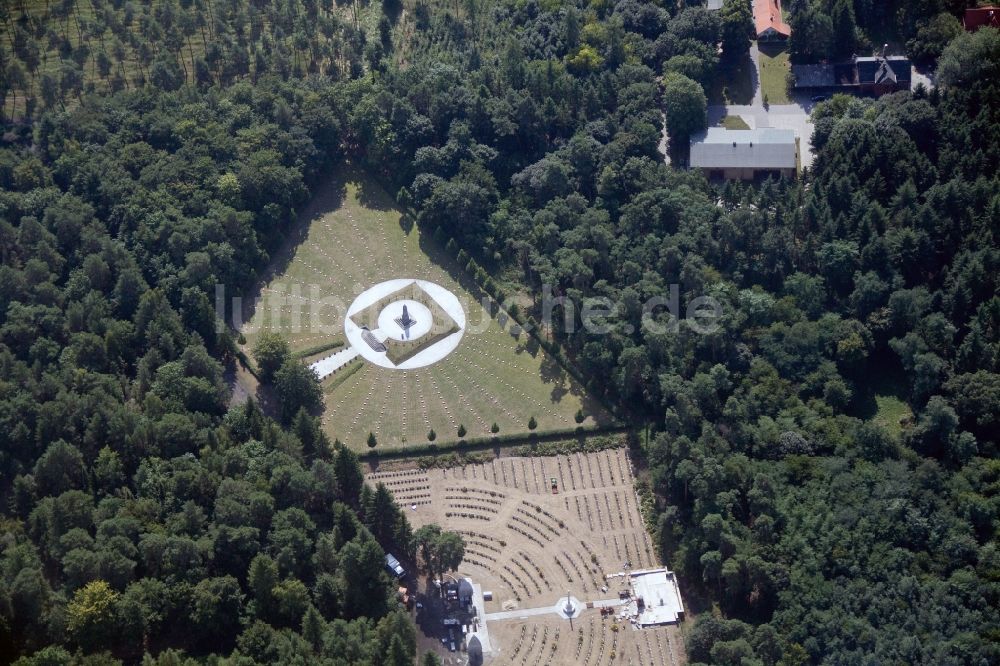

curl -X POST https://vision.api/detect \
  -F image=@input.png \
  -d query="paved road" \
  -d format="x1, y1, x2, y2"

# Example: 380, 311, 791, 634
658, 116, 670, 164
664, 43, 929, 172
749, 43, 763, 107
708, 43, 819, 169
468, 580, 494, 655
658, 43, 818, 169
912, 67, 935, 91
707, 100, 817, 169
483, 595, 618, 622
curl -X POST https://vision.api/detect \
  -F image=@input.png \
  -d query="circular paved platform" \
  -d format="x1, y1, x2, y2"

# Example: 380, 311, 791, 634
344, 278, 466, 370
377, 299, 433, 341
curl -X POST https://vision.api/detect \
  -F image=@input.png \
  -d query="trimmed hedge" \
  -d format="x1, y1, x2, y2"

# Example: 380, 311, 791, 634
509, 433, 625, 457
434, 233, 621, 421
358, 423, 627, 461
322, 357, 363, 394
295, 338, 346, 359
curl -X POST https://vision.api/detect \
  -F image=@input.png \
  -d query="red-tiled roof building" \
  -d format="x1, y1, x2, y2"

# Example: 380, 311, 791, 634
754, 0, 791, 40
964, 6, 1000, 32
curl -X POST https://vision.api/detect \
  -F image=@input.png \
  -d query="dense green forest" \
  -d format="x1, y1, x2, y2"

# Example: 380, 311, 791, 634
0, 69, 427, 664
2, 0, 998, 664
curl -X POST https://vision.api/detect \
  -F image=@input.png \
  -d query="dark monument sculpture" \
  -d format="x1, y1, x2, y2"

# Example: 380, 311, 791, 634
394, 303, 417, 339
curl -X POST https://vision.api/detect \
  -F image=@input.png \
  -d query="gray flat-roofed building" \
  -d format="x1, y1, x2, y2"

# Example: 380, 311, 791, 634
706, 0, 724, 9
690, 128, 798, 180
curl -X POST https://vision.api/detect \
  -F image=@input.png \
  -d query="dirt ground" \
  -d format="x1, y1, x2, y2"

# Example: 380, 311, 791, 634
367, 448, 687, 666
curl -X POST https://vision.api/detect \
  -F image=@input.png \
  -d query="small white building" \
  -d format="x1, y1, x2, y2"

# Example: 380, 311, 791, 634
628, 568, 685, 627
690, 127, 798, 181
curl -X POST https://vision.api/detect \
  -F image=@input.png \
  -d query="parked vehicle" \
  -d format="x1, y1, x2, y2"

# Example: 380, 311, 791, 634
385, 553, 405, 577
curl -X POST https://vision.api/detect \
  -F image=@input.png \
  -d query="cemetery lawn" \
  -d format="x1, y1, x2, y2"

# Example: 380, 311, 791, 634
240, 167, 610, 451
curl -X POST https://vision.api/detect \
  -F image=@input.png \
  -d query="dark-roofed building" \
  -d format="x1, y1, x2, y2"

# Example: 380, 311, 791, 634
792, 54, 911, 96
855, 56, 912, 95
458, 578, 474, 606
468, 636, 483, 666
964, 6, 1000, 31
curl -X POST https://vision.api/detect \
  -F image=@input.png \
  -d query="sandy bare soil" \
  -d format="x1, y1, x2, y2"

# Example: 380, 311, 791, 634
367, 448, 687, 666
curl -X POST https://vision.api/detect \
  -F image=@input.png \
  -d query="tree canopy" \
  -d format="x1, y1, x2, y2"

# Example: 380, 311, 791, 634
0, 1, 997, 665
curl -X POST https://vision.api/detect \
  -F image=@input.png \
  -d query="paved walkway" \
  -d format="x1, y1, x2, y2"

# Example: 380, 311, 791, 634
484, 604, 558, 622
749, 43, 763, 107
707, 101, 817, 169
484, 596, 619, 622
310, 346, 359, 379
468, 580, 494, 655
707, 43, 818, 169
912, 67, 935, 91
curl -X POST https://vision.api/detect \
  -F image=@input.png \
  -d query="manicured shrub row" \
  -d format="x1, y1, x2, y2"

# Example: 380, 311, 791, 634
455, 530, 504, 553
503, 563, 531, 599
446, 485, 506, 499
509, 515, 550, 544
379, 479, 430, 490
445, 494, 503, 507
369, 468, 428, 479
360, 424, 627, 461
437, 232, 621, 421
444, 511, 491, 523
520, 501, 563, 530
518, 551, 551, 592
509, 556, 543, 596
506, 521, 545, 548
322, 356, 362, 393
554, 555, 573, 585
515, 507, 560, 537
294, 338, 346, 359
447, 502, 499, 515
465, 547, 497, 563
510, 626, 528, 660
499, 571, 522, 602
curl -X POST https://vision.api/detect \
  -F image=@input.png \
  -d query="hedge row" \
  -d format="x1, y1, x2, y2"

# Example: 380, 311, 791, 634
358, 423, 629, 461
433, 231, 621, 421
508, 433, 626, 457
295, 338, 346, 359
322, 357, 363, 394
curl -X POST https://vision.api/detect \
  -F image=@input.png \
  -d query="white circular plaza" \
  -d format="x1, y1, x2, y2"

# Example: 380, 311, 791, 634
344, 278, 466, 370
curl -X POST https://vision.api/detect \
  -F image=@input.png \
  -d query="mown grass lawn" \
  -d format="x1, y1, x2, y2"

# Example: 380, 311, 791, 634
872, 394, 912, 440
758, 48, 792, 105
242, 168, 610, 451
721, 115, 751, 129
